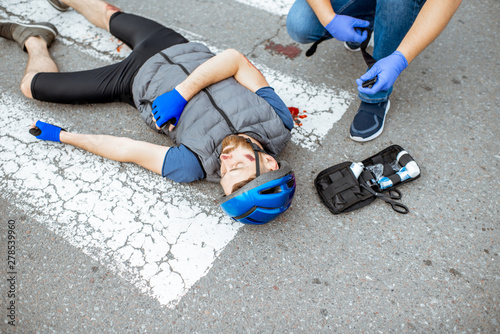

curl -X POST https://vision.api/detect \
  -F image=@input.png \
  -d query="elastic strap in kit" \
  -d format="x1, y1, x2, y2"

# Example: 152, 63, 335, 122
398, 153, 413, 166
321, 167, 367, 209
367, 155, 395, 177
323, 178, 353, 199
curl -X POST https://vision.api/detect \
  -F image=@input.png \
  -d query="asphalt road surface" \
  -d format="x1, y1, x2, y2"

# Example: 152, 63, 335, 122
0, 0, 498, 332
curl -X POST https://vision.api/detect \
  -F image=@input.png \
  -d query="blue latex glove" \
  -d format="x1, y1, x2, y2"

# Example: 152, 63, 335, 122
29, 120, 65, 142
357, 51, 408, 94
325, 14, 369, 43
152, 88, 187, 128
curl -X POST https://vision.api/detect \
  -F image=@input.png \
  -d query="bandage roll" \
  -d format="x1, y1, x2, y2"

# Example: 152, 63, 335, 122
349, 162, 364, 179
396, 151, 420, 178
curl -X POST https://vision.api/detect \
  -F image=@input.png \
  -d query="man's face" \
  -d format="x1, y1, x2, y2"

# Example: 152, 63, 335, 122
219, 135, 277, 195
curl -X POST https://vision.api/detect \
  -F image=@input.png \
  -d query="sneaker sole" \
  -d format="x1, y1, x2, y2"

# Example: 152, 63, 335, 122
0, 21, 58, 51
0, 21, 58, 37
344, 33, 375, 52
47, 0, 69, 11
350, 100, 390, 142
344, 42, 360, 52
21, 22, 58, 37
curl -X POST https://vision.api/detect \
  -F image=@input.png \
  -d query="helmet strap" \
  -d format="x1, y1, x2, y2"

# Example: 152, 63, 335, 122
245, 138, 266, 178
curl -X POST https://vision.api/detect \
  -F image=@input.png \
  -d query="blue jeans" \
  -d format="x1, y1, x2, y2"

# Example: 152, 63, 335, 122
286, 0, 426, 103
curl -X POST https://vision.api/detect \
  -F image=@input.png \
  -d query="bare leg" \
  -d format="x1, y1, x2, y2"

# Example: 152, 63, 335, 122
19, 0, 121, 98
20, 37, 58, 99
60, 0, 121, 31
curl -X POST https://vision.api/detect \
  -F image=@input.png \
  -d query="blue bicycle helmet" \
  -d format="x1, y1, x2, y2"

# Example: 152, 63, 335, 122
219, 138, 295, 225
218, 160, 295, 224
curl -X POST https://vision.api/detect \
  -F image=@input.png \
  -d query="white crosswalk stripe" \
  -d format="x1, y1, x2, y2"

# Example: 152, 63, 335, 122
0, 94, 241, 307
1, 0, 351, 307
233, 0, 295, 16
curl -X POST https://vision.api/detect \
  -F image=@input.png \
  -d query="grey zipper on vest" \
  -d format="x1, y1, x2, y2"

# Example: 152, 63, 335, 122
159, 52, 238, 134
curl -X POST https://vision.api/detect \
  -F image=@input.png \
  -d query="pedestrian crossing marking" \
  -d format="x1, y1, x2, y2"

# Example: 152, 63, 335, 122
1, 0, 351, 307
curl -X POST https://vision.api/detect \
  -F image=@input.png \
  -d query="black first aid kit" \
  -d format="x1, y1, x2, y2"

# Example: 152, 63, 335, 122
314, 145, 421, 214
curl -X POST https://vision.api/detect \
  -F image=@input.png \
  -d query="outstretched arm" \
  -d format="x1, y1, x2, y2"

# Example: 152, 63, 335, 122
31, 121, 168, 174
60, 132, 169, 174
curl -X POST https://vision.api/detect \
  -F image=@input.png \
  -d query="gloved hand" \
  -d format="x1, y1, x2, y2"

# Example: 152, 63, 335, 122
357, 51, 408, 94
325, 14, 369, 43
151, 88, 187, 128
29, 120, 65, 142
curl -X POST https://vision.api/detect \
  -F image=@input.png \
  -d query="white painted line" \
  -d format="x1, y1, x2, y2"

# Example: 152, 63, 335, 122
2, 0, 352, 151
0, 94, 241, 307
1, 0, 132, 60
1, 1, 352, 307
233, 0, 294, 16
261, 66, 351, 151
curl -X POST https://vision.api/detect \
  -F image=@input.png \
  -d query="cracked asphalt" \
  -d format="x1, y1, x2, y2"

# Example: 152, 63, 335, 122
0, 0, 499, 333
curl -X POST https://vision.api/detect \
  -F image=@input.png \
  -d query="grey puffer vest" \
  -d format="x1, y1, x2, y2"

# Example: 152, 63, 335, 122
132, 42, 291, 182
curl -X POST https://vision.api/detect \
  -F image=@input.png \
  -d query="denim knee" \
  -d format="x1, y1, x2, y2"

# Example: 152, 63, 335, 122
286, 0, 327, 44
286, 14, 318, 44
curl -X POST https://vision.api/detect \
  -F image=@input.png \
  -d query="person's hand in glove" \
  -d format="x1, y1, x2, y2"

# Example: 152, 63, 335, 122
325, 14, 369, 43
356, 51, 408, 95
29, 120, 66, 142
151, 88, 188, 129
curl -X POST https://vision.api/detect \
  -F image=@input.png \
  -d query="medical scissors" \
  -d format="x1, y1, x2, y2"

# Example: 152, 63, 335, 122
360, 183, 409, 214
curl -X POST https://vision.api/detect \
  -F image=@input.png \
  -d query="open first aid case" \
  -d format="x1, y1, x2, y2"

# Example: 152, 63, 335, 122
314, 145, 421, 214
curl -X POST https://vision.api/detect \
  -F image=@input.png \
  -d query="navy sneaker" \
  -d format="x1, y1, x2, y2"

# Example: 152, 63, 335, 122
344, 41, 361, 52
344, 33, 374, 52
349, 100, 390, 142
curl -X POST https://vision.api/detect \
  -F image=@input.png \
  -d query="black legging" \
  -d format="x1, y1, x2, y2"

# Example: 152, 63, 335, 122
31, 12, 189, 107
